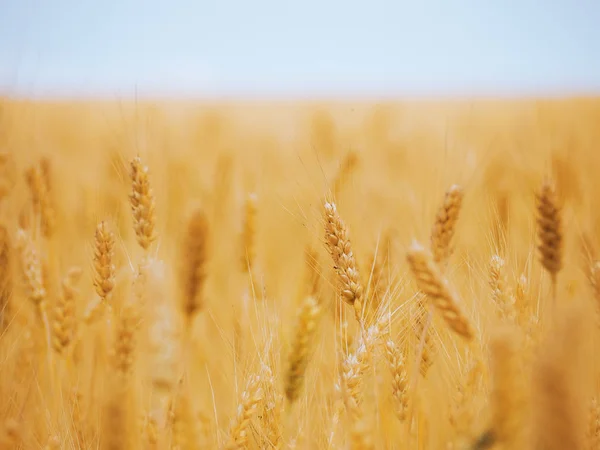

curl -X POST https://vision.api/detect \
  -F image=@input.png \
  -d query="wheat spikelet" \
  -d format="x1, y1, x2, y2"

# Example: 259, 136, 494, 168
16, 229, 46, 315
406, 241, 474, 341
112, 301, 140, 378
536, 179, 563, 302
285, 295, 321, 404
129, 156, 157, 251
515, 273, 529, 326
430, 184, 463, 268
488, 255, 515, 321
180, 207, 208, 321
384, 338, 409, 421
93, 221, 116, 301
324, 201, 364, 325
224, 372, 263, 450
340, 315, 389, 414
52, 267, 82, 355
338, 316, 388, 450
412, 295, 435, 377
85, 221, 116, 325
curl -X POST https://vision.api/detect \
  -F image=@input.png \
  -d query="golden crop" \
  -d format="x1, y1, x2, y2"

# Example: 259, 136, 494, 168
0, 97, 599, 449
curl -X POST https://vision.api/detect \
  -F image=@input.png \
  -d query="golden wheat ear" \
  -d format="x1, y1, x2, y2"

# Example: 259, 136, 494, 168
52, 267, 82, 355
180, 207, 209, 324
431, 184, 463, 269
406, 240, 474, 341
536, 178, 563, 306
323, 200, 364, 326
129, 156, 157, 252
93, 221, 116, 302
285, 295, 321, 404
384, 337, 409, 422
224, 372, 263, 450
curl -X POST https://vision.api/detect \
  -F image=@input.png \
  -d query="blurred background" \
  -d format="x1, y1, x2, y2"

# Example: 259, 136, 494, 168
1, 0, 599, 98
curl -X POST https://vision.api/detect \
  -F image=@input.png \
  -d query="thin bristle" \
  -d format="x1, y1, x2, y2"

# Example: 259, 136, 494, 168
489, 255, 515, 321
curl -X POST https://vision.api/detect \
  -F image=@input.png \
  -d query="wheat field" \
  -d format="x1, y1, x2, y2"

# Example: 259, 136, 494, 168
1, 97, 600, 449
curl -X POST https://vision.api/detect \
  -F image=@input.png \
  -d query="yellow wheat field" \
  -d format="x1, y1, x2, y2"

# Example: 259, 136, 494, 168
1, 97, 600, 449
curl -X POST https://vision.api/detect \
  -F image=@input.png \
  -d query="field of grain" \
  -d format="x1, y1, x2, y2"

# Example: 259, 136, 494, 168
1, 97, 600, 449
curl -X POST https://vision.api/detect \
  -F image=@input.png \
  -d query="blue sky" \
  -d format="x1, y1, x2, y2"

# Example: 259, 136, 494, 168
0, 0, 598, 97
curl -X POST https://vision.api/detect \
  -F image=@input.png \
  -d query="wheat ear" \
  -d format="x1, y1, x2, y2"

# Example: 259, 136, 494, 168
406, 241, 474, 341
431, 184, 463, 268
384, 338, 409, 421
489, 255, 515, 322
324, 201, 364, 326
129, 156, 157, 251
536, 178, 562, 307
180, 207, 208, 323
223, 373, 263, 450
285, 295, 321, 404
52, 267, 82, 355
